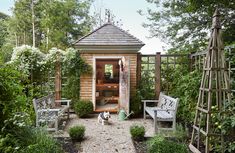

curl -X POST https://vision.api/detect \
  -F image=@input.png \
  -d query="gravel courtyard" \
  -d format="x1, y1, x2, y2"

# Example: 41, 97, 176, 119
61, 113, 154, 153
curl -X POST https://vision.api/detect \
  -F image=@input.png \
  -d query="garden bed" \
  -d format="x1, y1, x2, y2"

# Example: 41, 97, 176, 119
132, 136, 190, 153
132, 138, 149, 153
56, 137, 80, 153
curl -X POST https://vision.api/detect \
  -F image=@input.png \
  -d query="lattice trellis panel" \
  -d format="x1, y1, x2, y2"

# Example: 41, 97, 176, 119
189, 9, 232, 153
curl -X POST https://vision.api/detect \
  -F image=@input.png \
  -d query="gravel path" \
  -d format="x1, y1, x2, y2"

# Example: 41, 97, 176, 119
61, 114, 154, 153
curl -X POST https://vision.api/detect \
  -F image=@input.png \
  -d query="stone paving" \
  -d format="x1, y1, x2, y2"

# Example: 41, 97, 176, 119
61, 113, 154, 153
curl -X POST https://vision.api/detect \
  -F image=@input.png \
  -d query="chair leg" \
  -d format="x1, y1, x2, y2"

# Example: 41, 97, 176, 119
55, 119, 58, 131
143, 102, 146, 119
67, 109, 70, 119
154, 110, 158, 134
173, 118, 176, 131
144, 111, 146, 119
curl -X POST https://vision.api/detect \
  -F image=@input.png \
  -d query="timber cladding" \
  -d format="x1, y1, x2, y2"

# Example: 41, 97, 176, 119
80, 53, 138, 101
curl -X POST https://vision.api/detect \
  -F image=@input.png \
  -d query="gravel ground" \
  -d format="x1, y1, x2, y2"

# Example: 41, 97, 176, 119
58, 113, 154, 153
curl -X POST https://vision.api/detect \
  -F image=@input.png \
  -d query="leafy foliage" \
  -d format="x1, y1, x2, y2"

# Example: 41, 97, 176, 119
213, 99, 235, 152
130, 70, 155, 116
130, 125, 145, 141
38, 0, 93, 49
10, 45, 46, 77
147, 135, 188, 153
63, 48, 92, 100
69, 125, 86, 141
0, 12, 8, 48
74, 100, 93, 118
0, 126, 62, 153
0, 0, 93, 62
0, 66, 61, 152
139, 71, 155, 99
142, 0, 235, 52
0, 65, 31, 129
130, 90, 142, 116
170, 69, 201, 124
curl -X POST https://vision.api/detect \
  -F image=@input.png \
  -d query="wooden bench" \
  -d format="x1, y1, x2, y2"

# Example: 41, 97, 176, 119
33, 94, 71, 131
142, 93, 179, 133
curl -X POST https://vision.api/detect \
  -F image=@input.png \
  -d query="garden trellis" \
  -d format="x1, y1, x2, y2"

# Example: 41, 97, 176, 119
138, 53, 190, 98
189, 9, 232, 153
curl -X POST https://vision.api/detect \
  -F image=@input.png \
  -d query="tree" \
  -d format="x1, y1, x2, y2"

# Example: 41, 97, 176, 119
0, 12, 9, 48
0, 12, 10, 63
2, 0, 93, 56
141, 0, 235, 52
39, 0, 93, 50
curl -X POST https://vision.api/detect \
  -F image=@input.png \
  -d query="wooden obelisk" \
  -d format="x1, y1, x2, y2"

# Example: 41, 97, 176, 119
189, 9, 231, 153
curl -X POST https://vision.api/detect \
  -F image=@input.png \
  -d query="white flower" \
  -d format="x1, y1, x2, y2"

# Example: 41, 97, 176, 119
9, 45, 46, 74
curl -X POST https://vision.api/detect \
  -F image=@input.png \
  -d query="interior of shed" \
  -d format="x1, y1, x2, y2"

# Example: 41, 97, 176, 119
95, 59, 120, 112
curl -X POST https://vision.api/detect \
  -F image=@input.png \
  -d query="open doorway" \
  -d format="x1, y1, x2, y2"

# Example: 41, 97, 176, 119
95, 59, 120, 112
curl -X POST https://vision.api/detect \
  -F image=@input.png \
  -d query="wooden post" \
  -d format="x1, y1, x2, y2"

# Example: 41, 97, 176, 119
55, 54, 61, 106
136, 53, 141, 88
155, 52, 161, 99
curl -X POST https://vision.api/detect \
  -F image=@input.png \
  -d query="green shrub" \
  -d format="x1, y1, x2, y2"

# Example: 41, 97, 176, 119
130, 125, 145, 141
130, 90, 142, 116
167, 69, 201, 124
74, 100, 93, 117
22, 128, 63, 153
0, 127, 62, 153
157, 124, 188, 143
69, 125, 85, 141
147, 135, 188, 153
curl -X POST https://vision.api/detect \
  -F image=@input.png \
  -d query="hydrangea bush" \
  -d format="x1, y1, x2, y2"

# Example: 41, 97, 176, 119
10, 45, 46, 75
46, 47, 66, 64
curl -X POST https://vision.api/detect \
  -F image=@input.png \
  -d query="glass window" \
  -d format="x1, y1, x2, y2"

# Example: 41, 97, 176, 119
141, 64, 148, 70
141, 57, 148, 63
149, 64, 155, 71
149, 56, 155, 63
105, 64, 113, 78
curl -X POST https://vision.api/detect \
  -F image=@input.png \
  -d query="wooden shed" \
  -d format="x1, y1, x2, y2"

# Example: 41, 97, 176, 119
75, 23, 144, 113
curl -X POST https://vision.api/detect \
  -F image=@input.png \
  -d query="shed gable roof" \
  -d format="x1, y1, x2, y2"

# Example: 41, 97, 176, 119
75, 23, 145, 46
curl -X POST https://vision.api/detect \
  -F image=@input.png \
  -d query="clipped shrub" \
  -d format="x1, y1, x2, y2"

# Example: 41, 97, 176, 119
74, 100, 93, 118
130, 125, 145, 141
69, 125, 85, 141
147, 135, 188, 153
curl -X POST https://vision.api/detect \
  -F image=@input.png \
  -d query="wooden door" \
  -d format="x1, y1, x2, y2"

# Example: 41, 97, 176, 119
119, 57, 130, 114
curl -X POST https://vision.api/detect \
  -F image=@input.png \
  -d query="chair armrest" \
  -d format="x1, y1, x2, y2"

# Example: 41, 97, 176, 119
38, 108, 60, 112
142, 100, 159, 103
153, 108, 176, 111
55, 99, 71, 107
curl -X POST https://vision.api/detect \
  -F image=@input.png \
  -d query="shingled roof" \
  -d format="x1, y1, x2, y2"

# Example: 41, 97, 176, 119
75, 23, 145, 47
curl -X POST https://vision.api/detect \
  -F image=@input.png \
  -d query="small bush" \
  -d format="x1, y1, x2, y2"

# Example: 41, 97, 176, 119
147, 135, 188, 153
74, 100, 93, 117
130, 125, 145, 141
69, 125, 85, 141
